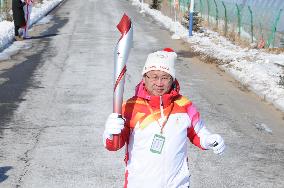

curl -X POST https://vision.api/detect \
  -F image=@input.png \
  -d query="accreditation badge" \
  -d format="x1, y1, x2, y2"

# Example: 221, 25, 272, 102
150, 134, 165, 154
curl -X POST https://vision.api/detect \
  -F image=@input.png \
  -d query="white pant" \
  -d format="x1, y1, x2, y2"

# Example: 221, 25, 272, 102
23, 4, 33, 37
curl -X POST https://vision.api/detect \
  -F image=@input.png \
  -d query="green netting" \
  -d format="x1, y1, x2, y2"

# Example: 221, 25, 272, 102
168, 0, 190, 13
179, 0, 190, 13
194, 0, 284, 48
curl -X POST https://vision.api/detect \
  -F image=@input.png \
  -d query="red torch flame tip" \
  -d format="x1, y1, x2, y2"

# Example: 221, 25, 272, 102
117, 13, 132, 35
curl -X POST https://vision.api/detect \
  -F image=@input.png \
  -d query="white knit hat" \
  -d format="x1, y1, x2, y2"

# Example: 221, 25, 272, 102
142, 48, 177, 79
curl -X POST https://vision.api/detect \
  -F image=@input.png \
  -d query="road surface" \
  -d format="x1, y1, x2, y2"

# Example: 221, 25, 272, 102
0, 0, 284, 187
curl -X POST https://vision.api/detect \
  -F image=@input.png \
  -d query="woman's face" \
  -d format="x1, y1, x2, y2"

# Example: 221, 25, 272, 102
143, 70, 173, 96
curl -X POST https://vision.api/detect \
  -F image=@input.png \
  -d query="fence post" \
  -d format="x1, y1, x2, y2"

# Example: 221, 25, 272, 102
266, 9, 283, 48
213, 0, 218, 28
248, 6, 254, 43
199, 0, 204, 17
189, 0, 194, 36
236, 4, 242, 37
222, 1, 227, 36
206, 0, 210, 25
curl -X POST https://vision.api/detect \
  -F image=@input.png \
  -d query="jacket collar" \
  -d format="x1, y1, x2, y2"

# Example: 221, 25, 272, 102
134, 80, 181, 109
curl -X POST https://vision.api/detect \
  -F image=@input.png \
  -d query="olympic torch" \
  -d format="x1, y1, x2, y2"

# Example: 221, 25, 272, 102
113, 14, 133, 148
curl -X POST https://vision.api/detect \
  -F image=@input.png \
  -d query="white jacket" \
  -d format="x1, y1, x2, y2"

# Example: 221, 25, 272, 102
104, 81, 211, 188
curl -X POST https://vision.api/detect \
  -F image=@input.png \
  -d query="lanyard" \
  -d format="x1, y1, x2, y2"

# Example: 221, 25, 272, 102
144, 99, 174, 134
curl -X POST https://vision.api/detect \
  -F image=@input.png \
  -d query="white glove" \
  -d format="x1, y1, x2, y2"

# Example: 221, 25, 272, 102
205, 134, 225, 155
103, 113, 125, 141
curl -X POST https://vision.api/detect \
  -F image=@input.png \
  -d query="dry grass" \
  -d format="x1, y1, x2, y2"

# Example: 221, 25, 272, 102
265, 48, 284, 54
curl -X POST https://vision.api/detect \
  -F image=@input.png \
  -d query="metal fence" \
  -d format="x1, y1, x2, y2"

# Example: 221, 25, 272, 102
195, 0, 284, 48
145, 0, 284, 48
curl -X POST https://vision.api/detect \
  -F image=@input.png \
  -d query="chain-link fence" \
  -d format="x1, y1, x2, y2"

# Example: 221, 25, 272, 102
143, 0, 284, 48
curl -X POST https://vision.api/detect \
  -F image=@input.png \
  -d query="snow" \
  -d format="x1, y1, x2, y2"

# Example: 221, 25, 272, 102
0, 0, 283, 113
0, 0, 63, 52
34, 15, 53, 26
255, 122, 273, 133
131, 0, 284, 112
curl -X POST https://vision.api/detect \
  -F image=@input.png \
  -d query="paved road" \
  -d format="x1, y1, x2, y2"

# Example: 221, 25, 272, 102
0, 0, 284, 187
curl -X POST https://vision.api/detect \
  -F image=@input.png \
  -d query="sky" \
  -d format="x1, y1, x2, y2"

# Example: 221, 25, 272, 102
0, 0, 283, 113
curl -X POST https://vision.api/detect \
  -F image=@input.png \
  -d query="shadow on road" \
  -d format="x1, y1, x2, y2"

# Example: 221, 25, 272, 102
25, 33, 59, 40
177, 50, 195, 58
0, 13, 68, 133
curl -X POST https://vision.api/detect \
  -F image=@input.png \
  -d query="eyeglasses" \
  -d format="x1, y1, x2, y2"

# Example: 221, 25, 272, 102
145, 74, 172, 83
